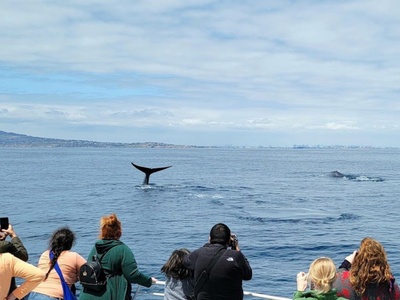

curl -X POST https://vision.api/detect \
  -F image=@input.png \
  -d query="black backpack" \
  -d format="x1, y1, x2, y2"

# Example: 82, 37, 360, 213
79, 253, 109, 291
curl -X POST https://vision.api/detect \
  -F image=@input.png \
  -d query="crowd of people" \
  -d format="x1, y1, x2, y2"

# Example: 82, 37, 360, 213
0, 214, 156, 300
1, 216, 400, 300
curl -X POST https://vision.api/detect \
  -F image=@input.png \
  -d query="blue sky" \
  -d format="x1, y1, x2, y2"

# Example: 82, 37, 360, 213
1, 0, 399, 147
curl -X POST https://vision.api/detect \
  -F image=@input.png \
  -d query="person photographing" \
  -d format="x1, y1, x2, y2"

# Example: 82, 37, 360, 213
294, 257, 347, 300
0, 220, 29, 297
183, 223, 252, 300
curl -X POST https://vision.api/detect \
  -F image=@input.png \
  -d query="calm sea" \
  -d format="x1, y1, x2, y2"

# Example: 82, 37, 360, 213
1, 147, 400, 299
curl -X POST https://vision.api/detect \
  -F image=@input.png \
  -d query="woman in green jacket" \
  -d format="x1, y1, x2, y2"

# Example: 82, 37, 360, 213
79, 213, 157, 300
293, 257, 347, 300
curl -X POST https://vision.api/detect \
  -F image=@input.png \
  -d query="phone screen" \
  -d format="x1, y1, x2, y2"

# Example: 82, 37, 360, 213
0, 217, 9, 230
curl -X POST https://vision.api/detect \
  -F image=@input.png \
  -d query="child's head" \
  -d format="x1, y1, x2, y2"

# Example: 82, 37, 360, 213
161, 248, 191, 279
308, 257, 337, 293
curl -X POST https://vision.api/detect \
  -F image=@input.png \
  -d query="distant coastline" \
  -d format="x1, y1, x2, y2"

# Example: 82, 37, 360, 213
0, 130, 202, 149
0, 130, 395, 149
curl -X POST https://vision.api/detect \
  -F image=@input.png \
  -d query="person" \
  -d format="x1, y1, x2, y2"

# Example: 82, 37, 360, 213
28, 227, 86, 300
79, 213, 157, 300
333, 237, 400, 300
0, 252, 45, 300
161, 248, 194, 300
294, 257, 347, 300
0, 223, 29, 296
183, 223, 252, 300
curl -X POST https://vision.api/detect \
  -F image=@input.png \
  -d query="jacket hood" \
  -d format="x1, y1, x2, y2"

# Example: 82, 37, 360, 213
95, 239, 124, 254
301, 289, 339, 300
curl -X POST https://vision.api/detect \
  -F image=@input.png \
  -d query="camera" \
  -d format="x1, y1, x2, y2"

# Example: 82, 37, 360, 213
229, 234, 238, 250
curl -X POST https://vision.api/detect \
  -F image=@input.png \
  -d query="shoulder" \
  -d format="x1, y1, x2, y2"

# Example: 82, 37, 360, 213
333, 271, 351, 290
112, 242, 130, 252
0, 253, 14, 272
227, 249, 247, 260
0, 252, 13, 260
106, 242, 133, 258
293, 290, 316, 300
38, 250, 50, 261
337, 270, 350, 281
228, 248, 245, 255
61, 250, 86, 263
0, 252, 21, 268
63, 250, 83, 257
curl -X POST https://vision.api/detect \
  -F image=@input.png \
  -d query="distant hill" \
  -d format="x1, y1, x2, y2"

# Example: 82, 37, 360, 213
0, 130, 198, 148
1, 130, 385, 149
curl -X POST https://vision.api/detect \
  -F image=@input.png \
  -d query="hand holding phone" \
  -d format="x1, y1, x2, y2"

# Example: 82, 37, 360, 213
345, 250, 358, 264
297, 272, 308, 291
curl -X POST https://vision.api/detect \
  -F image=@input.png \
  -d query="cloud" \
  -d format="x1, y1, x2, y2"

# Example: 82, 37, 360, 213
0, 0, 399, 146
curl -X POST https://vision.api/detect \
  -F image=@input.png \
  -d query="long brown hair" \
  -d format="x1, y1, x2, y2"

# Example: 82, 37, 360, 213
350, 237, 392, 296
161, 248, 192, 279
99, 213, 122, 240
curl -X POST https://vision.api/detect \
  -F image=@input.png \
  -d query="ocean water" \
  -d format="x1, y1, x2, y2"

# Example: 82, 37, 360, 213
1, 147, 400, 299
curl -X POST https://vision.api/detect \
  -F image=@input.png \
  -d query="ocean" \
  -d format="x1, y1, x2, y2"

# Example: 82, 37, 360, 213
1, 147, 400, 299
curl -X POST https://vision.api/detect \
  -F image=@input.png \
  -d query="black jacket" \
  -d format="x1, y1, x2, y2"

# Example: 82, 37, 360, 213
184, 243, 252, 300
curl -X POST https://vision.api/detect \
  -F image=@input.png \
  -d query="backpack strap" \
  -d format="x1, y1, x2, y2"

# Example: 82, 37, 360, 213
204, 247, 226, 274
49, 251, 77, 299
93, 247, 117, 276
195, 247, 226, 294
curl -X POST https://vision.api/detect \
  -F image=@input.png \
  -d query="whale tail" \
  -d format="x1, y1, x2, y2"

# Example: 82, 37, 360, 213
131, 163, 172, 185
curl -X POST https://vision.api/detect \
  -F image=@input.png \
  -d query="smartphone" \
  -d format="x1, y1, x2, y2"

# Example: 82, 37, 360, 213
0, 217, 9, 230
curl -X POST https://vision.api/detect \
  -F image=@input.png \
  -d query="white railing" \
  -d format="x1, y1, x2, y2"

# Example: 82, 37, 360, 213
145, 281, 291, 300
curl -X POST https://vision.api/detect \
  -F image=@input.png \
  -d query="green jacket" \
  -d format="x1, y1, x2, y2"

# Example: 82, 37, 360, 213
0, 236, 28, 261
79, 239, 152, 300
0, 236, 29, 294
293, 289, 348, 300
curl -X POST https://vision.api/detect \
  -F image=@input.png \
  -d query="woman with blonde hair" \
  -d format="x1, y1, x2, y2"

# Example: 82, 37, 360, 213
334, 237, 400, 300
79, 213, 157, 300
294, 257, 347, 300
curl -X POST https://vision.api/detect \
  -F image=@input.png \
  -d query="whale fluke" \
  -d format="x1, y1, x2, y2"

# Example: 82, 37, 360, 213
131, 163, 171, 185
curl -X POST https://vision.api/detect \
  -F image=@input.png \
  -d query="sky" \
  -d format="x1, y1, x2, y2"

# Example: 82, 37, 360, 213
1, 0, 399, 147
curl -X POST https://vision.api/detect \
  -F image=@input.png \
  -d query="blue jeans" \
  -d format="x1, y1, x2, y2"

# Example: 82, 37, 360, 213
28, 292, 62, 300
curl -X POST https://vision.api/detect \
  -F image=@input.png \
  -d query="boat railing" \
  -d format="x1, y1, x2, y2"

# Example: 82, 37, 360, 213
144, 281, 291, 300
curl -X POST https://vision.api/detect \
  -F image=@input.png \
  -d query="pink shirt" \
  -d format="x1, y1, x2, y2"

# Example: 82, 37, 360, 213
0, 253, 45, 299
33, 250, 86, 299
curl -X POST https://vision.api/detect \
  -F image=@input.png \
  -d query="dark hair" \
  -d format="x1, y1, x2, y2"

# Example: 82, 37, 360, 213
45, 227, 76, 280
161, 248, 191, 279
100, 213, 122, 240
210, 223, 231, 245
